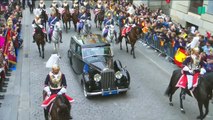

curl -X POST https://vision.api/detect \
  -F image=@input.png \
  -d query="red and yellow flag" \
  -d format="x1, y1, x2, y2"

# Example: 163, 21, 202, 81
174, 48, 187, 68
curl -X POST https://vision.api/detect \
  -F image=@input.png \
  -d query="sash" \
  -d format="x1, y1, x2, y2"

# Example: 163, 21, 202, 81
50, 17, 57, 26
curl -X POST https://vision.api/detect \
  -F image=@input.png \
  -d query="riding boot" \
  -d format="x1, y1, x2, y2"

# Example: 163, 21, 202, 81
181, 89, 186, 100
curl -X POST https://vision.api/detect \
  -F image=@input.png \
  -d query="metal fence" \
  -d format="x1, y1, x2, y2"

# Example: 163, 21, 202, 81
141, 32, 176, 61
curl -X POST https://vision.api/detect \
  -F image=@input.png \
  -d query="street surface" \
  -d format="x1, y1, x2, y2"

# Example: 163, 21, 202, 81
0, 1, 213, 120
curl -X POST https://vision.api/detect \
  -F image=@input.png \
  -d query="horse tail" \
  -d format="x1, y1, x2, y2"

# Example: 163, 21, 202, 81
165, 69, 180, 97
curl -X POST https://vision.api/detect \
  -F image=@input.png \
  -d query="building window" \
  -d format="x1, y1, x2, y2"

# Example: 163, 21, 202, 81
189, 0, 204, 14
207, 1, 213, 15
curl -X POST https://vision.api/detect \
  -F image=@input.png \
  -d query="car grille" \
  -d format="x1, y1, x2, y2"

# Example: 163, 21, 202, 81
101, 69, 115, 90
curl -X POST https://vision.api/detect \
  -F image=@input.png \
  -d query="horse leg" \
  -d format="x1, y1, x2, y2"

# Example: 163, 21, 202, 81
37, 44, 41, 57
197, 102, 204, 120
202, 100, 209, 119
66, 22, 68, 33
120, 36, 123, 50
69, 20, 71, 29
180, 89, 185, 113
132, 45, 136, 59
125, 38, 128, 53
42, 44, 44, 59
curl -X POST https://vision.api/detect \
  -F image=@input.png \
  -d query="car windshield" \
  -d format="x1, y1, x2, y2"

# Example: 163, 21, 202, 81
82, 46, 112, 60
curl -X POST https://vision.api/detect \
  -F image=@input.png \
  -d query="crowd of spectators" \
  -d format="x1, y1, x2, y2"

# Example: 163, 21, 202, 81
0, 0, 23, 106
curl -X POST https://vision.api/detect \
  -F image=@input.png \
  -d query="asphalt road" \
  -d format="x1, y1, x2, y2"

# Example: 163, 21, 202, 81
0, 1, 213, 120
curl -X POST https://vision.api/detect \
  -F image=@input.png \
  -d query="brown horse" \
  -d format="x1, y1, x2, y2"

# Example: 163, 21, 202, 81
71, 10, 79, 32
44, 95, 71, 120
117, 26, 142, 59
62, 8, 71, 33
95, 10, 105, 31
165, 69, 213, 120
34, 26, 46, 59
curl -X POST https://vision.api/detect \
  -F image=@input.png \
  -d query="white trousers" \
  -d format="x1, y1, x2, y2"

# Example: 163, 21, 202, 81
187, 75, 193, 89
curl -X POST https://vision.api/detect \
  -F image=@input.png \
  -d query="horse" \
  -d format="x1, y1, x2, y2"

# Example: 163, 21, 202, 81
44, 95, 71, 120
165, 69, 213, 120
95, 10, 105, 31
27, 0, 35, 14
40, 9, 48, 29
51, 22, 62, 56
71, 10, 79, 32
81, 19, 91, 35
104, 25, 117, 44
62, 8, 71, 33
117, 26, 142, 59
34, 26, 46, 59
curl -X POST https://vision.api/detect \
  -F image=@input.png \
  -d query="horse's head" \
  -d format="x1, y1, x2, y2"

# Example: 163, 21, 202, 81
54, 21, 62, 32
52, 95, 70, 120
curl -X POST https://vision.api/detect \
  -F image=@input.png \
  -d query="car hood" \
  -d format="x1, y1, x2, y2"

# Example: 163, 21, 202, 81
90, 61, 112, 72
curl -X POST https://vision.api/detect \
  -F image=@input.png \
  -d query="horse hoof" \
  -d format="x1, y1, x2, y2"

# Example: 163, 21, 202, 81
180, 109, 185, 114
196, 115, 203, 119
169, 102, 173, 106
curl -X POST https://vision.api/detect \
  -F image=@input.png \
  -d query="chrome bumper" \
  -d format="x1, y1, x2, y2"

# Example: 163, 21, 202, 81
86, 88, 129, 96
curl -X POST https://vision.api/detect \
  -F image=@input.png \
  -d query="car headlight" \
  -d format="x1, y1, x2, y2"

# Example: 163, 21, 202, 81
94, 74, 101, 82
115, 71, 122, 79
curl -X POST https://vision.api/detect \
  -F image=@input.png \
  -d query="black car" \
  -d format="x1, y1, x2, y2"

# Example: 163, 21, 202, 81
67, 34, 130, 98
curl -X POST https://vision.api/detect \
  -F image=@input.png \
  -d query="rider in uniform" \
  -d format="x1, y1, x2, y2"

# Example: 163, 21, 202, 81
48, 8, 60, 43
61, 0, 70, 19
102, 13, 114, 37
32, 9, 47, 43
50, 0, 59, 8
94, 0, 105, 23
42, 64, 73, 119
121, 14, 136, 37
181, 47, 206, 99
77, 6, 88, 34
82, 0, 91, 20
38, 0, 46, 10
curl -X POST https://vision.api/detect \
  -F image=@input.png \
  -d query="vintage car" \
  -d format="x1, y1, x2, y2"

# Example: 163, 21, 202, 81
67, 34, 130, 98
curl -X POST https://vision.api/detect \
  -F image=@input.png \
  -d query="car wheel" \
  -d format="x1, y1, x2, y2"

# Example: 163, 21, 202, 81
83, 82, 90, 99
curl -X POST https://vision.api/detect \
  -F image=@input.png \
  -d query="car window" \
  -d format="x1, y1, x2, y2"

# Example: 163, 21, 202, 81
70, 38, 76, 50
75, 44, 82, 56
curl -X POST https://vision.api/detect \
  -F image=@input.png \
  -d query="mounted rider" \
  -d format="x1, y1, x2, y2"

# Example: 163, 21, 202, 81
102, 13, 115, 37
48, 7, 60, 43
121, 14, 136, 37
50, 0, 59, 8
94, 0, 105, 22
61, 0, 70, 18
42, 64, 74, 119
177, 47, 206, 99
32, 8, 47, 43
81, 0, 91, 20
72, 0, 79, 10
38, 0, 46, 10
77, 6, 89, 34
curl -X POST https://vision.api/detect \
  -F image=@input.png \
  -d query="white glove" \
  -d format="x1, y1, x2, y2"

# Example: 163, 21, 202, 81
200, 68, 206, 75
189, 70, 193, 74
39, 25, 43, 28
57, 87, 67, 95
183, 66, 190, 71
44, 86, 51, 96
32, 24, 36, 28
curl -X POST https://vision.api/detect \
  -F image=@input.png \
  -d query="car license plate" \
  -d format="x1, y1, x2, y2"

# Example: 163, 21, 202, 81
102, 90, 118, 96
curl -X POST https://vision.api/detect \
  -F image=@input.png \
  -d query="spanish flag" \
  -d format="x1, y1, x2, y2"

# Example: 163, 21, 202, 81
174, 48, 187, 68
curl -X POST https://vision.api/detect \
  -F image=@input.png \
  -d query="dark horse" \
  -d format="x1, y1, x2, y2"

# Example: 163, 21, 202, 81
40, 9, 48, 29
44, 95, 71, 120
27, 0, 35, 14
95, 10, 105, 31
117, 26, 142, 59
62, 8, 71, 33
34, 26, 45, 59
165, 69, 213, 120
71, 10, 79, 32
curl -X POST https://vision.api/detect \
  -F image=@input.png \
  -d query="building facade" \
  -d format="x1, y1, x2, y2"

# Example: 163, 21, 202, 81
169, 0, 213, 34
